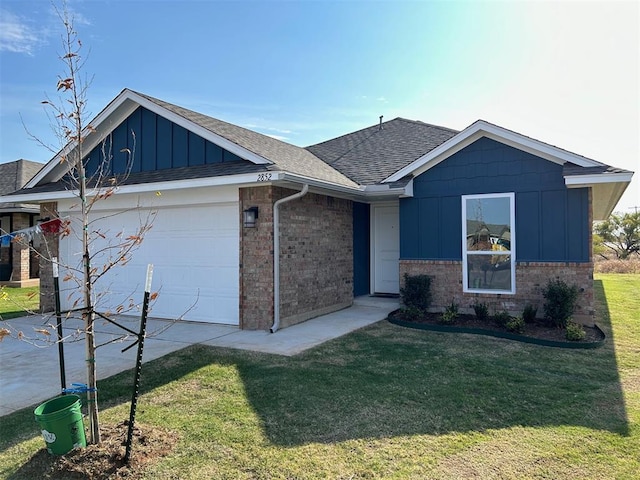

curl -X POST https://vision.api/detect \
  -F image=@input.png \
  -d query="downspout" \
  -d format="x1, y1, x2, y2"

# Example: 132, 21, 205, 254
271, 184, 309, 333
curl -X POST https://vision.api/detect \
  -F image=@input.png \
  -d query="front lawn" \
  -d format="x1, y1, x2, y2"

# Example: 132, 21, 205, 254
0, 286, 39, 320
1, 274, 638, 479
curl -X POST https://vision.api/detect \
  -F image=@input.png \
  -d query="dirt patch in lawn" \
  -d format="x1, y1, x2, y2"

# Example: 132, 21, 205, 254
389, 310, 604, 345
11, 422, 178, 479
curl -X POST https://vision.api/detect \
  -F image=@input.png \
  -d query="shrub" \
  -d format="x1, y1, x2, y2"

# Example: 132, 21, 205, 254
473, 302, 489, 321
542, 279, 579, 328
400, 274, 432, 313
566, 322, 586, 341
522, 304, 538, 324
506, 316, 525, 334
440, 301, 459, 325
493, 311, 511, 328
402, 306, 424, 322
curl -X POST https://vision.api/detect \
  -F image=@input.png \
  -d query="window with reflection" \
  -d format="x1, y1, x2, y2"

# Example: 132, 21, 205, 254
462, 193, 515, 294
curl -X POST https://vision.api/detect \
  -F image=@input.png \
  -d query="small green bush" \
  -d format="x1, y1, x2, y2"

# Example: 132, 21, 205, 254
506, 316, 525, 334
493, 311, 511, 328
566, 322, 586, 341
522, 304, 537, 324
440, 301, 459, 325
401, 306, 424, 322
400, 274, 432, 313
543, 279, 579, 328
473, 303, 489, 321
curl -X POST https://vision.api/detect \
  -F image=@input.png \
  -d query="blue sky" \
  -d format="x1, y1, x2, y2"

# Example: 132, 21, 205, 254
1, 0, 638, 212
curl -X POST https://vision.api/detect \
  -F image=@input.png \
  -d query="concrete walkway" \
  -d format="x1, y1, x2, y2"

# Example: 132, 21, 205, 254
0, 296, 398, 416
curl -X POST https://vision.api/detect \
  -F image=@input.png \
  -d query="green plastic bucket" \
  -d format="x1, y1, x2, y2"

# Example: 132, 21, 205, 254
34, 394, 86, 455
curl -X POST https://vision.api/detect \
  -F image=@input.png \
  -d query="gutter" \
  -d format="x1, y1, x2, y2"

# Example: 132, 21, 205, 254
271, 184, 309, 333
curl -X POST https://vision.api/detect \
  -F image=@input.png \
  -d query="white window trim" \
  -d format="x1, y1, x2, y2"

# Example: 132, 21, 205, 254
462, 192, 516, 295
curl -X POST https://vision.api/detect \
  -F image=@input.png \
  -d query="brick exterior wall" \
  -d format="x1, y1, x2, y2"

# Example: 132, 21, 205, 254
278, 190, 353, 328
11, 213, 30, 282
39, 202, 59, 313
400, 260, 595, 324
239, 186, 353, 330
239, 186, 275, 330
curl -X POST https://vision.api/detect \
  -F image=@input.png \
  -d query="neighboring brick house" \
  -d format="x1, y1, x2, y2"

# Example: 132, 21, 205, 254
0, 159, 43, 287
1, 89, 632, 329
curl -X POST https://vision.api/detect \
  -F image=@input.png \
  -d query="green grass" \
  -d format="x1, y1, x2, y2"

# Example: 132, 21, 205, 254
1, 275, 639, 479
0, 286, 39, 320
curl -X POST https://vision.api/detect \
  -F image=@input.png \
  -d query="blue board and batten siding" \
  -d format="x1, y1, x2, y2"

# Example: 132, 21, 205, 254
84, 106, 244, 175
400, 137, 590, 263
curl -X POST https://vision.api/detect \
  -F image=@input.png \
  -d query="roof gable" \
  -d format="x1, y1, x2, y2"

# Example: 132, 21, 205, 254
384, 119, 615, 183
27, 89, 357, 190
306, 118, 458, 185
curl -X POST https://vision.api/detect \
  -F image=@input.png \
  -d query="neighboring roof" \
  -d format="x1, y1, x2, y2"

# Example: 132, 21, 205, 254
306, 118, 458, 185
0, 159, 44, 212
0, 159, 43, 195
126, 90, 359, 189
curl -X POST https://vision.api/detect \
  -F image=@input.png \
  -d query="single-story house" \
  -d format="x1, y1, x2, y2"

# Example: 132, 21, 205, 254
2, 89, 633, 329
0, 159, 44, 287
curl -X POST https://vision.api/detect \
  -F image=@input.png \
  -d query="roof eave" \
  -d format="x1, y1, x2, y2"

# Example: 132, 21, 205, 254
383, 119, 605, 183
277, 173, 410, 202
565, 171, 634, 221
25, 89, 275, 189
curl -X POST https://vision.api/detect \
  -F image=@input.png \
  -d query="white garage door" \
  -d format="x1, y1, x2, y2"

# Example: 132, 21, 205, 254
58, 195, 239, 325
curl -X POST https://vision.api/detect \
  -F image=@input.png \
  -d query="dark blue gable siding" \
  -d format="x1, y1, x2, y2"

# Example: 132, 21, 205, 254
84, 106, 245, 176
401, 137, 590, 262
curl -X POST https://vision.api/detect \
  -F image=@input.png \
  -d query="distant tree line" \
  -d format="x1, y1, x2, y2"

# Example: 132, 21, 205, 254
593, 211, 640, 260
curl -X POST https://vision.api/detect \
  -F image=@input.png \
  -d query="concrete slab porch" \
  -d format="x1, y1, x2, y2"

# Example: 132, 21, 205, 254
0, 295, 399, 416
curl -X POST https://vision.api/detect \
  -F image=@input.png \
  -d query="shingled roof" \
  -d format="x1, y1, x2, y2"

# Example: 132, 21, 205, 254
0, 159, 43, 211
134, 91, 359, 188
306, 118, 458, 185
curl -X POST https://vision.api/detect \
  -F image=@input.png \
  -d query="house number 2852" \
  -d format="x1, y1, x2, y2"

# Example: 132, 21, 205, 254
257, 173, 272, 182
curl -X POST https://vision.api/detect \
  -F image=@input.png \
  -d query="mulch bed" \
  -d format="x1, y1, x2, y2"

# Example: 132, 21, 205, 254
12, 421, 178, 479
389, 310, 605, 346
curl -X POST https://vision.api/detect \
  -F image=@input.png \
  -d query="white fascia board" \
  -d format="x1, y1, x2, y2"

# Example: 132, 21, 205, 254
362, 184, 408, 197
279, 173, 364, 195
5, 172, 286, 204
25, 90, 140, 188
564, 172, 634, 187
25, 89, 273, 189
383, 119, 604, 183
400, 178, 414, 198
278, 173, 409, 201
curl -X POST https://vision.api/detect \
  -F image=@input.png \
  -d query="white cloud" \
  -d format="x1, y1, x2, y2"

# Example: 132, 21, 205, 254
264, 134, 289, 142
244, 123, 293, 135
0, 9, 44, 55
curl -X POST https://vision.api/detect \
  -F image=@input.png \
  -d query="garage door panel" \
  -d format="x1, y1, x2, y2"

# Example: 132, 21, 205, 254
59, 200, 239, 325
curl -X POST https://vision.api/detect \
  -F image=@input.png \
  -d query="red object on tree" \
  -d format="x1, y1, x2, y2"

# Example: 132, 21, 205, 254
40, 218, 62, 234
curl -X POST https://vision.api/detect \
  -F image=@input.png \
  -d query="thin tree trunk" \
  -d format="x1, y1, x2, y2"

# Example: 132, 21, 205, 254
78, 146, 100, 444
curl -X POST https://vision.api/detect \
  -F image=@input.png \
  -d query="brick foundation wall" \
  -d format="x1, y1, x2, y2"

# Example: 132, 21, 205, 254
239, 186, 353, 330
39, 202, 59, 313
400, 260, 595, 324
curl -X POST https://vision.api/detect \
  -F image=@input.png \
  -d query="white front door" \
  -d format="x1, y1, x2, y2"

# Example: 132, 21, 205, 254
372, 204, 400, 294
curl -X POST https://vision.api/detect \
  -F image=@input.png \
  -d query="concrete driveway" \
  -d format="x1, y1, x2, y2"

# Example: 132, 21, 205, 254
0, 296, 398, 416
